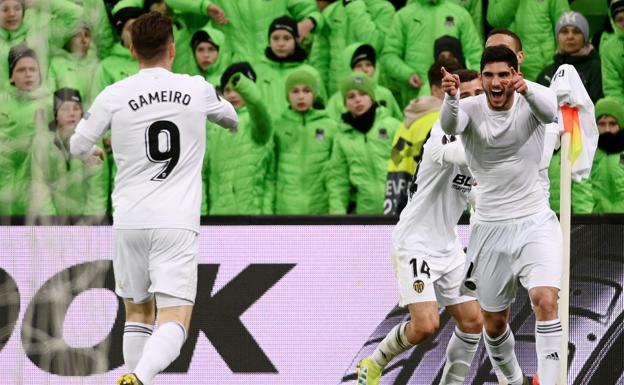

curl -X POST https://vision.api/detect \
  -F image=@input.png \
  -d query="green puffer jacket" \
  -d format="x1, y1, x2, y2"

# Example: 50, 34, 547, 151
325, 42, 401, 120
205, 75, 274, 215
49, 49, 100, 106
185, 25, 231, 87
255, 59, 326, 120
89, 43, 138, 101
0, 87, 54, 215
207, 0, 322, 63
408, 0, 484, 39
547, 150, 594, 213
381, 0, 482, 104
487, 0, 569, 81
45, 132, 109, 215
274, 108, 337, 214
537, 49, 603, 104
600, 2, 624, 105
328, 106, 399, 214
591, 148, 624, 213
0, 0, 82, 91
79, 0, 115, 58
310, 0, 395, 95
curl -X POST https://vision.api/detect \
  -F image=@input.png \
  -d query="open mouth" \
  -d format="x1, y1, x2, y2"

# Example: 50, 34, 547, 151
490, 89, 504, 102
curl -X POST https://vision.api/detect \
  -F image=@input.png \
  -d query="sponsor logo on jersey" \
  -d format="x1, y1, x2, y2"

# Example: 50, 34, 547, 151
451, 174, 473, 193
413, 279, 425, 293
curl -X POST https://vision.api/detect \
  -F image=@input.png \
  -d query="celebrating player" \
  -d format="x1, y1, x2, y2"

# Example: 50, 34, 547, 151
69, 11, 238, 385
356, 70, 494, 385
440, 46, 561, 385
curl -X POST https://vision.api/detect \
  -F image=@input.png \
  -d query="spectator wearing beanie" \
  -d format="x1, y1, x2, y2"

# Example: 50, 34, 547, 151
537, 11, 603, 103
325, 43, 402, 121
274, 68, 337, 214
591, 97, 624, 213
0, 0, 82, 91
197, 0, 321, 63
382, 0, 482, 106
188, 25, 230, 87
46, 88, 108, 217
90, 0, 142, 100
434, 35, 466, 69
255, 15, 326, 119
310, 0, 395, 95
204, 62, 274, 215
487, 0, 569, 81
0, 44, 54, 215
601, 0, 624, 104
49, 23, 100, 108
327, 72, 400, 214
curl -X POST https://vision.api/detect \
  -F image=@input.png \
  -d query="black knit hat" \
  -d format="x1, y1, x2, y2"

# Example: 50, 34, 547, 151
220, 62, 257, 91
191, 30, 219, 51
612, 0, 624, 18
268, 15, 298, 40
8, 44, 37, 78
53, 88, 82, 116
434, 35, 466, 68
350, 44, 376, 68
111, 7, 144, 34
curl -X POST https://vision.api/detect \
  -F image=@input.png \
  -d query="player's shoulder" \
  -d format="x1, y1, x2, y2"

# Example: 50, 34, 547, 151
458, 93, 485, 110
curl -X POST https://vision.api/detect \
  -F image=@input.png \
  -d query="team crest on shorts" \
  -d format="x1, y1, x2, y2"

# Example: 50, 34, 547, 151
413, 279, 425, 293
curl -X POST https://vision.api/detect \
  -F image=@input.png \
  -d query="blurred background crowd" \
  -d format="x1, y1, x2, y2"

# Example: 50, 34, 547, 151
0, 0, 623, 221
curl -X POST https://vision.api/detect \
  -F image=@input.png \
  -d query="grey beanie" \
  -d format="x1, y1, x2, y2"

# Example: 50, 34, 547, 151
556, 11, 590, 42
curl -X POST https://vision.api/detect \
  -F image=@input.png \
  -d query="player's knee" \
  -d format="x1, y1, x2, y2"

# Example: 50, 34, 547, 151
408, 316, 439, 341
456, 313, 483, 334
482, 313, 508, 337
532, 295, 558, 319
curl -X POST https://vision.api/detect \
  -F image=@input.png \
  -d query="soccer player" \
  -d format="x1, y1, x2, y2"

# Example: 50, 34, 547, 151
440, 46, 561, 385
69, 12, 238, 385
356, 71, 491, 385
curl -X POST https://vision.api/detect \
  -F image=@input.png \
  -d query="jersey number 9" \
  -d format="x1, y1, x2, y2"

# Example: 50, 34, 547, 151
145, 120, 180, 181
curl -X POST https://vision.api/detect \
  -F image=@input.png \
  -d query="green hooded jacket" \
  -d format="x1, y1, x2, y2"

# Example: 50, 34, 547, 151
187, 0, 322, 63
325, 43, 401, 121
0, 86, 54, 215
0, 0, 82, 91
79, 0, 116, 58
185, 25, 231, 87
89, 42, 138, 101
205, 75, 274, 214
45, 131, 109, 215
328, 106, 399, 214
600, 1, 624, 105
408, 0, 484, 39
547, 150, 594, 213
591, 148, 624, 213
274, 107, 337, 214
310, 0, 395, 95
49, 49, 100, 106
381, 0, 483, 104
487, 0, 570, 81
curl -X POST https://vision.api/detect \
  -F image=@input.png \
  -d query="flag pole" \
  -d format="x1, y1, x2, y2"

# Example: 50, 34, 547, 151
559, 130, 572, 385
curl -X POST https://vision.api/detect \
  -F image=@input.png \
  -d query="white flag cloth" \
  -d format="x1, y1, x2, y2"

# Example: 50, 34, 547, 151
548, 64, 599, 181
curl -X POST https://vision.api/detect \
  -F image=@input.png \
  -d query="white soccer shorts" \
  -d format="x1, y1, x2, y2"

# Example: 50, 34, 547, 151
392, 245, 475, 308
462, 209, 563, 312
113, 228, 198, 305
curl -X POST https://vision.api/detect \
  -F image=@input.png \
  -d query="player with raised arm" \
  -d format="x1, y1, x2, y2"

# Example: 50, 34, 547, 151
69, 12, 238, 385
440, 46, 561, 385
356, 71, 496, 385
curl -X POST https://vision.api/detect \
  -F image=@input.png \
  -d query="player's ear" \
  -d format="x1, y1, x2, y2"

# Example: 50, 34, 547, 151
169, 41, 176, 61
129, 44, 138, 60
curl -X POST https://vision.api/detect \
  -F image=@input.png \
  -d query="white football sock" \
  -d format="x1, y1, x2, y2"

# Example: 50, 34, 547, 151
123, 322, 153, 372
484, 325, 524, 385
535, 319, 563, 385
134, 321, 186, 385
371, 321, 414, 368
440, 326, 480, 385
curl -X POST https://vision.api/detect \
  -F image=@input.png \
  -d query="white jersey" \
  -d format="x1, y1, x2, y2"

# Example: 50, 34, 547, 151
392, 123, 471, 258
71, 67, 237, 232
440, 82, 558, 221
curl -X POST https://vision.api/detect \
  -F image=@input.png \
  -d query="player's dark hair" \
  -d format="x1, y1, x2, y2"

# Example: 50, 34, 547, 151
131, 11, 173, 62
487, 28, 523, 51
427, 57, 463, 88
480, 45, 518, 72
453, 69, 479, 83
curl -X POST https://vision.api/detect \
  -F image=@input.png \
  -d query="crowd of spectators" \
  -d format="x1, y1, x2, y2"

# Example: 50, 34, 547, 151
0, 0, 623, 218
